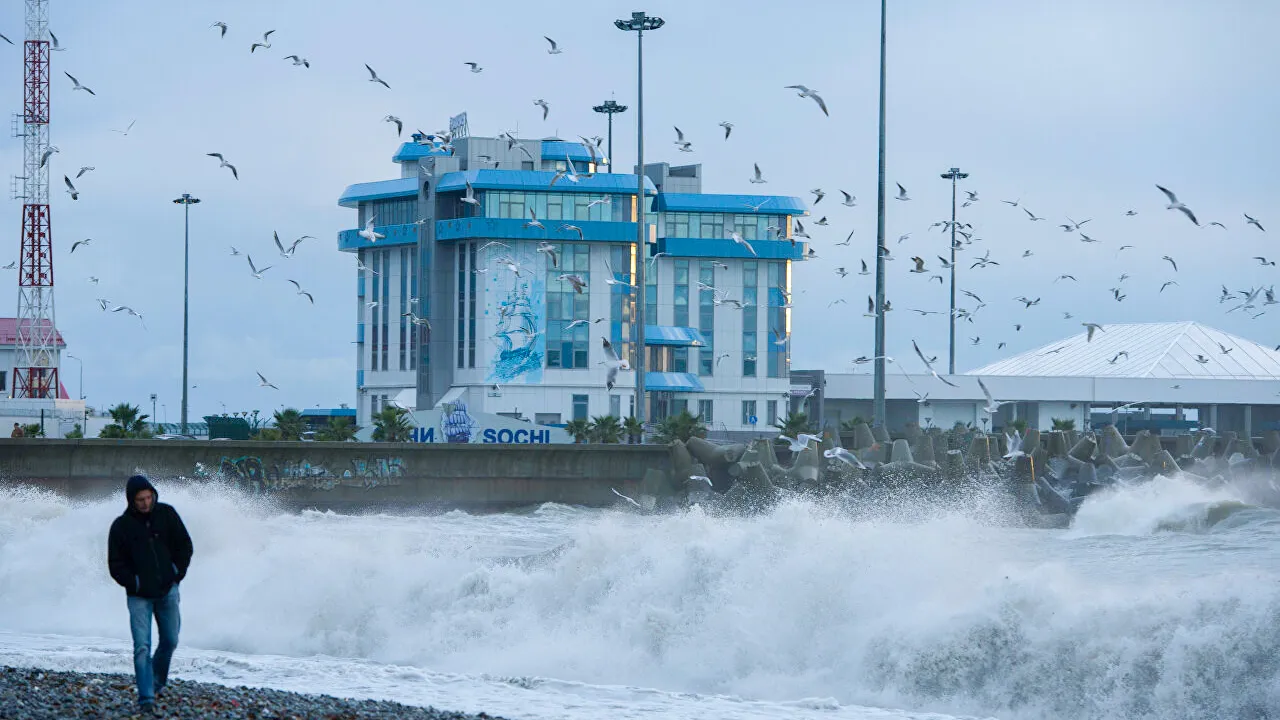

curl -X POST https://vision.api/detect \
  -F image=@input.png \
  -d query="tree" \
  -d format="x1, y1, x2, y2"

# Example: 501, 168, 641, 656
371, 406, 413, 442
316, 417, 357, 442
1008, 418, 1029, 434
64, 423, 83, 439
99, 403, 151, 439
588, 415, 622, 444
1051, 417, 1076, 431
650, 411, 708, 445
839, 416, 868, 432
622, 416, 645, 444
21, 423, 44, 438
776, 411, 815, 439
564, 418, 591, 443
272, 408, 306, 441
252, 427, 283, 441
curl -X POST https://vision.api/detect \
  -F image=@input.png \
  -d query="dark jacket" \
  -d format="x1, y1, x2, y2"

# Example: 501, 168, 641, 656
107, 476, 193, 598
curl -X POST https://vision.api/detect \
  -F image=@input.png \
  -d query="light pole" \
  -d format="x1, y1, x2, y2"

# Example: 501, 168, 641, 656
66, 353, 85, 430
150, 393, 158, 433
940, 167, 968, 375
872, 0, 889, 429
615, 10, 664, 425
172, 193, 200, 435
592, 99, 627, 172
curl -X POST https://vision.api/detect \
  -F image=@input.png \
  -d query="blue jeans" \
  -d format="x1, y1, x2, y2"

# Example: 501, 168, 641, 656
127, 584, 180, 706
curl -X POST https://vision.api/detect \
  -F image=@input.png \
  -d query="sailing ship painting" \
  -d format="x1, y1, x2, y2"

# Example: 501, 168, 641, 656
487, 246, 546, 384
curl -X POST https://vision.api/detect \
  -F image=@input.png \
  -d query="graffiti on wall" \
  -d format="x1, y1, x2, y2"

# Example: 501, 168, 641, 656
199, 455, 406, 493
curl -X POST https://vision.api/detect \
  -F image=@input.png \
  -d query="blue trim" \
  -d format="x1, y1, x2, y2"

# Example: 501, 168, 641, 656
338, 178, 418, 208
437, 169, 657, 195
435, 217, 648, 243
657, 237, 807, 260
356, 323, 365, 343
300, 408, 358, 418
392, 142, 454, 163
645, 371, 705, 392
338, 223, 419, 252
655, 193, 806, 214
541, 141, 595, 163
356, 370, 365, 387
357, 275, 365, 297
644, 325, 707, 347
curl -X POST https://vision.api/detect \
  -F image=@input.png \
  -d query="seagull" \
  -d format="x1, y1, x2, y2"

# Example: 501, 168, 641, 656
1023, 208, 1044, 221
536, 241, 559, 268
1245, 213, 1266, 232
356, 259, 379, 275
287, 279, 314, 304
87, 276, 98, 284
1254, 257, 1276, 266
0, 33, 10, 45
1156, 185, 1199, 225
792, 220, 809, 240
69, 238, 91, 253
358, 215, 384, 243
544, 36, 562, 54
1002, 198, 1020, 207
273, 231, 295, 258
894, 182, 910, 201
719, 121, 733, 139
206, 152, 238, 180
1160, 280, 1178, 293
1067, 217, 1091, 230
64, 72, 95, 95
523, 207, 545, 231
48, 31, 65, 51
1162, 255, 1178, 271
814, 216, 829, 226
611, 487, 642, 508
1055, 274, 1077, 283
964, 190, 979, 202
365, 64, 391, 88
779, 434, 815, 453
256, 371, 279, 390
403, 312, 431, 329
689, 474, 714, 488
39, 146, 59, 168
250, 30, 274, 52
1082, 323, 1104, 341
976, 378, 1008, 415
1108, 351, 1129, 364
533, 98, 550, 120
558, 224, 585, 242
246, 255, 271, 279
602, 337, 629, 390
811, 188, 825, 205
668, 126, 695, 152
463, 62, 483, 73
558, 273, 586, 294
380, 115, 404, 137
910, 256, 927, 273
461, 180, 480, 206
75, 166, 94, 178
1124, 209, 1137, 216
63, 175, 78, 200
110, 119, 136, 136
784, 85, 829, 116
210, 21, 228, 38
824, 447, 867, 470
840, 190, 856, 207
1218, 342, 1234, 356
284, 55, 310, 68
728, 230, 757, 257
859, 259, 871, 276
1195, 354, 1211, 364
912, 339, 958, 387
602, 257, 633, 287
750, 163, 767, 184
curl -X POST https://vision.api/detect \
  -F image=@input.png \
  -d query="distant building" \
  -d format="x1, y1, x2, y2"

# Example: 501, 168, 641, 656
0, 317, 85, 436
299, 407, 357, 433
337, 116, 808, 436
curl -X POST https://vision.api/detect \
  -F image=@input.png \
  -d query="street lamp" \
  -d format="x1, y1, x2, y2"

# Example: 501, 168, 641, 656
591, 98, 628, 172
940, 167, 968, 375
172, 193, 201, 436
150, 393, 158, 434
65, 352, 85, 430
615, 10, 664, 425
872, 0, 889, 429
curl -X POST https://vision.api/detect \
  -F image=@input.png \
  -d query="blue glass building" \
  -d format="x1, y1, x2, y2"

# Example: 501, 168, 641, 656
337, 116, 807, 434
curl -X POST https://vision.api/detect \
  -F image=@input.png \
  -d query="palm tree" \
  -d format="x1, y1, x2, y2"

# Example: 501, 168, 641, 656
564, 418, 591, 443
272, 408, 306, 441
100, 403, 150, 439
371, 406, 413, 442
776, 411, 814, 439
650, 411, 708, 444
588, 415, 623, 443
622, 416, 645, 444
839, 416, 867, 433
1051, 417, 1076, 431
317, 417, 357, 442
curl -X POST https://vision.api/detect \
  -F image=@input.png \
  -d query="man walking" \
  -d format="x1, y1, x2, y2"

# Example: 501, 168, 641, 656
107, 475, 193, 715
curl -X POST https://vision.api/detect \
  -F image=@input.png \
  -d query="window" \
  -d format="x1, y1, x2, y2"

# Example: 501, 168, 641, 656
767, 400, 778, 427
697, 399, 713, 423
469, 243, 478, 367
0, 370, 7, 391
536, 412, 562, 426
521, 160, 535, 170
610, 395, 621, 418
399, 247, 408, 371
457, 244, 467, 368
362, 197, 416, 226
767, 261, 788, 378
546, 243, 591, 368
609, 244, 634, 366
673, 347, 688, 373
381, 250, 390, 371
673, 259, 689, 327
743, 261, 758, 377
673, 398, 689, 415
741, 400, 757, 427
572, 394, 588, 421
698, 261, 715, 376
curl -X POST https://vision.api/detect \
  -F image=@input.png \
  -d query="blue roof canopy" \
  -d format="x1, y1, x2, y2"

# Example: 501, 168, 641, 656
645, 372, 705, 393
657, 236, 807, 261
392, 142, 454, 163
644, 325, 707, 347
437, 169, 656, 195
338, 178, 418, 208
541, 141, 596, 163
655, 193, 806, 215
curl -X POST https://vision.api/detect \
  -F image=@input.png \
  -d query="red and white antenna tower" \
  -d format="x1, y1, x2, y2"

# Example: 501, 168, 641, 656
12, 0, 58, 399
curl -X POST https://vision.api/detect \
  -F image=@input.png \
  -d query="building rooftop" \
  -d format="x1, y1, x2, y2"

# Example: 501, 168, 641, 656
0, 318, 66, 347
338, 177, 417, 208
654, 193, 807, 215
966, 321, 1280, 380
436, 169, 657, 195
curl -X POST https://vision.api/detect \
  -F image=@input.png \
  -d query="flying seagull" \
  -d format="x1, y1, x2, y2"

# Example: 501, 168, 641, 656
250, 30, 274, 52
75, 166, 94, 178
111, 119, 136, 136
210, 21, 228, 38
69, 238, 91, 253
48, 31, 65, 51
536, 241, 559, 268
64, 72, 95, 95
1082, 322, 1104, 342
728, 230, 757, 257
1156, 184, 1199, 225
976, 377, 1008, 415
602, 337, 628, 390
894, 182, 909, 201
1245, 213, 1266, 232
246, 255, 271, 279
533, 98, 550, 120
1023, 208, 1044, 221
611, 487, 641, 508
206, 152, 238, 179
1162, 255, 1178, 271
811, 188, 825, 205
750, 163, 767, 184
63, 175, 78, 200
364, 64, 390, 88
358, 215, 384, 243
287, 279, 314, 304
39, 145, 59, 168
840, 190, 856, 206
544, 36, 562, 54
383, 115, 403, 136
284, 55, 310, 68
912, 339, 958, 387
463, 62, 483, 73
719, 121, 733, 139
256, 371, 279, 390
558, 273, 586, 294
461, 180, 480, 206
783, 84, 829, 116
824, 447, 868, 471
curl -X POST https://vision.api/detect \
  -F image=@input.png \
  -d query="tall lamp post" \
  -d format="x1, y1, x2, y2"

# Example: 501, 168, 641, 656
65, 352, 85, 429
615, 10, 664, 425
150, 393, 158, 434
592, 99, 628, 172
872, 0, 889, 429
940, 167, 968, 375
172, 193, 200, 435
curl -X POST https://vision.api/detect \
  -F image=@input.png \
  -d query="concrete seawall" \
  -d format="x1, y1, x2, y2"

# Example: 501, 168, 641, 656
0, 439, 672, 511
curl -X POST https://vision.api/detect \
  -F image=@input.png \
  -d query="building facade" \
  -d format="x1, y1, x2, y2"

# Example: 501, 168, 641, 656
337, 117, 807, 433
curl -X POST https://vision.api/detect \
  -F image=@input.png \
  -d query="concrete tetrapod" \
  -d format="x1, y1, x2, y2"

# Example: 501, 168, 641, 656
1099, 425, 1130, 458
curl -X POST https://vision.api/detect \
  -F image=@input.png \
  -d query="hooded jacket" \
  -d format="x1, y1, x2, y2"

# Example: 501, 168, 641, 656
107, 475, 193, 598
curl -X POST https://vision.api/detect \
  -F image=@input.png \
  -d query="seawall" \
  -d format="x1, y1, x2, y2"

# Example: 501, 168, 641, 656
0, 439, 672, 511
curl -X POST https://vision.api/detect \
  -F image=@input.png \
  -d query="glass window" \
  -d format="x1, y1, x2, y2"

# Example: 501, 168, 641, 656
546, 194, 563, 220
767, 400, 778, 427
522, 161, 535, 171
698, 261, 715, 376
572, 394, 588, 421
673, 347, 688, 373
674, 285, 689, 326
697, 399, 713, 424
674, 259, 689, 285
610, 395, 621, 417
610, 245, 634, 367
673, 398, 689, 415
546, 243, 591, 368
741, 400, 757, 427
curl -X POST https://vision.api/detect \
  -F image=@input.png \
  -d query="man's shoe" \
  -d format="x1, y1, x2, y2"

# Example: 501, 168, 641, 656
138, 701, 156, 716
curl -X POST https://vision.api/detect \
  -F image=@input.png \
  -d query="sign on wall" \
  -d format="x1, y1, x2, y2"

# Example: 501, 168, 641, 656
406, 402, 571, 444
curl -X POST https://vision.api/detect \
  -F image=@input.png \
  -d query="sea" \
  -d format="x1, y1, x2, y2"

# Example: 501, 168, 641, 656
1, 475, 1278, 720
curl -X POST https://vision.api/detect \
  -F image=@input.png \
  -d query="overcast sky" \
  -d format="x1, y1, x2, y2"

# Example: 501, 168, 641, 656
1, 0, 1278, 421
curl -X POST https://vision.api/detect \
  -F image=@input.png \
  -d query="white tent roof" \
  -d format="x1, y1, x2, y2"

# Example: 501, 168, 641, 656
966, 321, 1280, 380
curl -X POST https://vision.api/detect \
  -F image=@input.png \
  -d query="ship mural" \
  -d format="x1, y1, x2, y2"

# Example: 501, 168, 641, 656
440, 401, 477, 443
486, 246, 546, 384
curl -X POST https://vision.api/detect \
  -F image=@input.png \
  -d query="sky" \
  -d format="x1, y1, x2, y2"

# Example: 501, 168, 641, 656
1, 0, 1279, 422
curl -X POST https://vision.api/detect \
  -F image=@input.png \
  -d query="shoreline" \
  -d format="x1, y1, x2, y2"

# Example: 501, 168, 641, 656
0, 666, 512, 719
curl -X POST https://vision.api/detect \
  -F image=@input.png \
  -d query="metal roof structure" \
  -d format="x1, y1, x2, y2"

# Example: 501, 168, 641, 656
966, 321, 1280, 380
436, 169, 657, 195
653, 193, 806, 215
